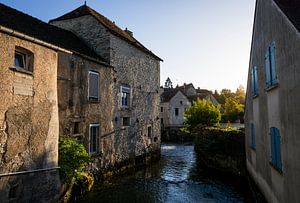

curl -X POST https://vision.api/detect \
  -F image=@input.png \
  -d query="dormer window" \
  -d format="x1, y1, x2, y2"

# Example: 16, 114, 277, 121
13, 47, 34, 72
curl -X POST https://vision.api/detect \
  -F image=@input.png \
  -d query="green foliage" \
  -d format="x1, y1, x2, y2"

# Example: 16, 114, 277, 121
222, 97, 244, 122
184, 99, 221, 130
59, 136, 91, 183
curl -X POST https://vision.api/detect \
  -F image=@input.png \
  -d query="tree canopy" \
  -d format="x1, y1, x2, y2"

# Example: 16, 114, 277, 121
164, 77, 173, 88
184, 99, 221, 130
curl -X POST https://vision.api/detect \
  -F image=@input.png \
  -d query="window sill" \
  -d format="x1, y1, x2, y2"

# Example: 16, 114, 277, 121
250, 146, 256, 151
265, 83, 279, 92
89, 152, 101, 157
252, 94, 259, 99
269, 162, 283, 175
10, 66, 33, 76
88, 99, 100, 103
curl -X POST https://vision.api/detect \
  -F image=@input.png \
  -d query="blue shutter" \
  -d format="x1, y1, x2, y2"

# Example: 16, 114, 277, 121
265, 50, 271, 87
251, 68, 255, 96
274, 128, 282, 170
270, 128, 276, 166
254, 66, 258, 95
270, 43, 278, 85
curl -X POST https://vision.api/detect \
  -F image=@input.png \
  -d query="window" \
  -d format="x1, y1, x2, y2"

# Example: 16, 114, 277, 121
148, 126, 152, 138
175, 108, 179, 116
122, 117, 130, 126
250, 123, 256, 150
161, 107, 163, 112
13, 47, 34, 72
73, 122, 80, 134
180, 101, 183, 105
89, 124, 99, 155
161, 118, 164, 125
88, 71, 99, 101
270, 127, 282, 172
251, 66, 259, 96
14, 51, 26, 68
265, 42, 278, 88
121, 86, 130, 107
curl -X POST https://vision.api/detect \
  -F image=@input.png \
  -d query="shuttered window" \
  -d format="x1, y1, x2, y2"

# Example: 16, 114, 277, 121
89, 124, 99, 155
270, 127, 282, 172
265, 42, 278, 88
251, 66, 259, 96
250, 123, 256, 150
88, 71, 99, 101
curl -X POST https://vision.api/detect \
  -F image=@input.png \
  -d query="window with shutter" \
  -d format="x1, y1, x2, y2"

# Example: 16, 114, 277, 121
251, 66, 259, 97
121, 86, 130, 107
89, 124, 99, 155
265, 42, 278, 88
88, 71, 99, 101
270, 127, 282, 172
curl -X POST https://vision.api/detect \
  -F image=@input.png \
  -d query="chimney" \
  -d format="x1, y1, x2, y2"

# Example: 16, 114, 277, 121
125, 28, 133, 37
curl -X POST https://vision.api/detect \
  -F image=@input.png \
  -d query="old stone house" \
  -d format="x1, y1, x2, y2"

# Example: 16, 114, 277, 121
160, 83, 219, 129
50, 5, 162, 169
0, 3, 161, 202
245, 0, 300, 202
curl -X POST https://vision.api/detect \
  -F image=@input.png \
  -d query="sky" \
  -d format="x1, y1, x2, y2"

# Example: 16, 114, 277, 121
0, 0, 256, 92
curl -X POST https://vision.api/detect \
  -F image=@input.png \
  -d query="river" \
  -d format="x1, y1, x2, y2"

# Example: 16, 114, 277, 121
78, 143, 249, 202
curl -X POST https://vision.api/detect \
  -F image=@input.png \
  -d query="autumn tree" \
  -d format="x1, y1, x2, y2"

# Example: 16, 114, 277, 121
222, 97, 244, 122
184, 99, 221, 130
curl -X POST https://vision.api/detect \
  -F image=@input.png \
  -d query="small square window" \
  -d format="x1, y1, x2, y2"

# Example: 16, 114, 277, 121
13, 47, 34, 72
123, 117, 130, 126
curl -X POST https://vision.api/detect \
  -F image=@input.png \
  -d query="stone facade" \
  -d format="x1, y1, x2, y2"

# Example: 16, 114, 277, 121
245, 0, 300, 202
0, 32, 60, 202
57, 52, 115, 171
50, 5, 161, 170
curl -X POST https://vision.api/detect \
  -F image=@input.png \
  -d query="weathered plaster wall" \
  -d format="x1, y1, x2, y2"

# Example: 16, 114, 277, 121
0, 32, 60, 202
245, 0, 300, 202
167, 92, 191, 127
57, 52, 115, 171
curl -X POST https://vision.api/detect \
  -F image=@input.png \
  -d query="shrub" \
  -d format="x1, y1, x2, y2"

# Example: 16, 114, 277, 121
59, 136, 91, 183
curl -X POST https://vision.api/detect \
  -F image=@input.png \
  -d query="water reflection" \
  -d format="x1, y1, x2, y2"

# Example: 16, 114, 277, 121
78, 144, 246, 203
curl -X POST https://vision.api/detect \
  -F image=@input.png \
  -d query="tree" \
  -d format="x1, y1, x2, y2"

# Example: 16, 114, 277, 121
164, 77, 173, 88
235, 85, 245, 105
223, 97, 244, 122
184, 99, 221, 130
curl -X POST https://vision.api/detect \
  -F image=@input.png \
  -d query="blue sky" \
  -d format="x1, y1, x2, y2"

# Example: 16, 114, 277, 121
0, 0, 256, 91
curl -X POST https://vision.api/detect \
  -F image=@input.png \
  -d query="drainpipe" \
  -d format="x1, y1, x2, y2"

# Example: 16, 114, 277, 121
0, 167, 60, 178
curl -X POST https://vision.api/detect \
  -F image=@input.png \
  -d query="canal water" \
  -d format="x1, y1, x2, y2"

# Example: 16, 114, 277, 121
78, 143, 249, 203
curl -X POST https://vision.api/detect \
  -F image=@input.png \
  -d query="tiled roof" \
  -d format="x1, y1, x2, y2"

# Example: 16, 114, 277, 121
0, 3, 106, 62
274, 0, 300, 32
161, 88, 180, 103
49, 5, 162, 61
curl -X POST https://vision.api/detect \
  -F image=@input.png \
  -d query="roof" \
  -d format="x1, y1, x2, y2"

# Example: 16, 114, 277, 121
161, 88, 180, 103
49, 5, 162, 61
274, 0, 300, 32
0, 3, 106, 62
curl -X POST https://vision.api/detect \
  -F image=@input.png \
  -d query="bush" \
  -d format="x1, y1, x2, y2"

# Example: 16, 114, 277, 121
59, 136, 91, 183
184, 99, 221, 131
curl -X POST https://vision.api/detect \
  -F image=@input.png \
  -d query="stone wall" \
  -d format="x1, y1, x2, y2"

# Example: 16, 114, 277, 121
51, 14, 161, 171
57, 52, 115, 171
245, 0, 300, 202
0, 32, 60, 202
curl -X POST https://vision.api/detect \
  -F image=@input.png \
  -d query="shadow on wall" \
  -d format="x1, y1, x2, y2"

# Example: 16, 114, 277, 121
0, 154, 60, 203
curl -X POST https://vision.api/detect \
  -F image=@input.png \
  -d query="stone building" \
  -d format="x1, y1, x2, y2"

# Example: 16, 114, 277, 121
160, 83, 219, 129
50, 5, 162, 169
0, 2, 161, 201
245, 0, 300, 202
